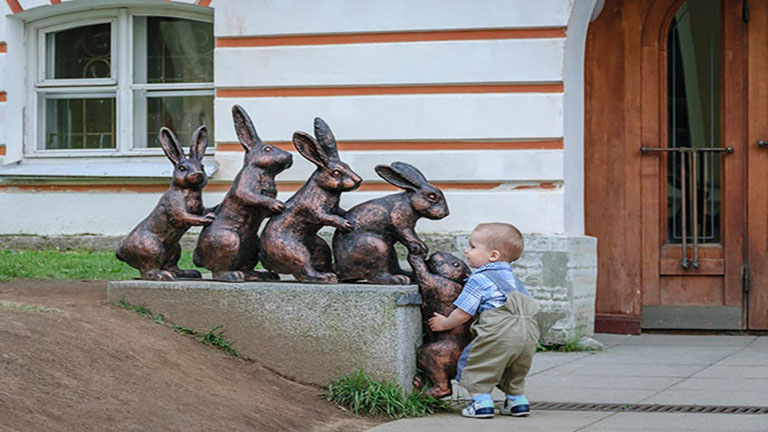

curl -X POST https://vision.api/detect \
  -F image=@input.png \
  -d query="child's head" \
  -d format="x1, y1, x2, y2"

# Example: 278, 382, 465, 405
464, 223, 524, 268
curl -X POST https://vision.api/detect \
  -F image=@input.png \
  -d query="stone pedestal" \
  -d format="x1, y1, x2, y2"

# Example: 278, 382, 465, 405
107, 281, 422, 391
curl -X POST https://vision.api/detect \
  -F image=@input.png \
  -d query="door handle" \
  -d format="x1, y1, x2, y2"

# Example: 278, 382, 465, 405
759, 140, 768, 148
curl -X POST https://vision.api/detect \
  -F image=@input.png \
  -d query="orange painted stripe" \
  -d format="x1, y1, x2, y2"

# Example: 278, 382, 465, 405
216, 28, 566, 48
50, 0, 61, 4
0, 93, 7, 102
0, 181, 503, 193
216, 83, 563, 98
0, 145, 6, 156
198, 0, 213, 6
0, 43, 7, 53
512, 182, 559, 190
6, 0, 22, 14
216, 140, 563, 152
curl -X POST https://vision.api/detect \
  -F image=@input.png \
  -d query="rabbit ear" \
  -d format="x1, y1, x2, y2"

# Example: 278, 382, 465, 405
375, 164, 419, 191
159, 127, 185, 165
293, 131, 329, 168
189, 125, 209, 160
232, 105, 262, 151
390, 161, 429, 187
313, 117, 339, 161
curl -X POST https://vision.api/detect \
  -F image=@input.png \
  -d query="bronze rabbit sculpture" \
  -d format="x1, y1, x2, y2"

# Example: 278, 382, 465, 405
259, 118, 362, 283
333, 162, 449, 284
116, 126, 215, 281
408, 250, 472, 399
193, 105, 293, 281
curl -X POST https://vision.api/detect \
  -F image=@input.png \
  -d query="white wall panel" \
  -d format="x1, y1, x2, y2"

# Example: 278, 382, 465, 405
215, 39, 564, 87
0, 189, 563, 235
214, 0, 571, 37
214, 94, 563, 142
213, 149, 563, 183
20, 0, 51, 10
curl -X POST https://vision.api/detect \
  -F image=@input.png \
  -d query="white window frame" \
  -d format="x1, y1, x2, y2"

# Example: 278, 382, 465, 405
24, 6, 214, 159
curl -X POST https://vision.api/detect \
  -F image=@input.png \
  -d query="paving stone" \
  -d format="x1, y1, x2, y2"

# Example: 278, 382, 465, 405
527, 374, 677, 391
694, 365, 768, 379
582, 412, 768, 431
368, 411, 613, 432
622, 335, 756, 347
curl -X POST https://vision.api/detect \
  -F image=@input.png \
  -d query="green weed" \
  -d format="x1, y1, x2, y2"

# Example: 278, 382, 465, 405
537, 336, 592, 352
117, 298, 164, 324
0, 249, 207, 281
173, 324, 197, 335
327, 370, 448, 418
198, 325, 240, 358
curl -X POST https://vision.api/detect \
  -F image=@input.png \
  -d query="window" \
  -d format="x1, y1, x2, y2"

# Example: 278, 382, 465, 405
28, 8, 213, 156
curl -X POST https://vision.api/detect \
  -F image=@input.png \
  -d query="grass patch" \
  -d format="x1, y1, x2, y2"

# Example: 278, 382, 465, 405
117, 298, 240, 358
327, 370, 447, 418
117, 298, 165, 323
0, 300, 67, 315
537, 336, 597, 352
0, 249, 206, 281
198, 325, 240, 358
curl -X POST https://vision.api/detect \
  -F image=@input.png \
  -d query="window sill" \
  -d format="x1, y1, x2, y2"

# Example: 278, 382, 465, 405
0, 158, 219, 180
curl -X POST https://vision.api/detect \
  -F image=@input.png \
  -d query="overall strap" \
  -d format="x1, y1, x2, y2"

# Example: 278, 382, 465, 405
481, 269, 518, 295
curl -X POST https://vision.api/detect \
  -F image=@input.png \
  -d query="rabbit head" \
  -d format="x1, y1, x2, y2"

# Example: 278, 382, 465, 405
427, 251, 471, 283
160, 125, 209, 189
232, 105, 293, 173
293, 117, 362, 192
375, 162, 449, 219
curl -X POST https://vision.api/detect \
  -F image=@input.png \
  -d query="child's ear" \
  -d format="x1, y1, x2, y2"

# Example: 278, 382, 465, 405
489, 249, 502, 262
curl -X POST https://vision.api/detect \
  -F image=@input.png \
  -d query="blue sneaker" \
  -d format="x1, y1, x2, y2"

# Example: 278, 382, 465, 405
461, 399, 495, 418
501, 395, 530, 417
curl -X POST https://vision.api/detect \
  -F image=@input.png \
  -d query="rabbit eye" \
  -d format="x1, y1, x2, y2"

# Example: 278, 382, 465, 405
179, 165, 187, 172
452, 262, 460, 268
427, 193, 437, 201
264, 146, 272, 152
332, 170, 341, 177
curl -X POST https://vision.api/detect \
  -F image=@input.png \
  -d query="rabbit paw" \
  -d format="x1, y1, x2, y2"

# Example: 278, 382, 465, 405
338, 219, 353, 233
413, 375, 424, 390
407, 240, 428, 255
268, 200, 285, 213
301, 272, 339, 284
213, 271, 245, 282
143, 269, 176, 281
202, 213, 216, 224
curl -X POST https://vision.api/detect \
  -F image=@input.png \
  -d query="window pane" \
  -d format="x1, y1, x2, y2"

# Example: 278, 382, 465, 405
146, 17, 213, 84
145, 95, 213, 148
45, 97, 115, 149
46, 23, 111, 80
666, 0, 721, 244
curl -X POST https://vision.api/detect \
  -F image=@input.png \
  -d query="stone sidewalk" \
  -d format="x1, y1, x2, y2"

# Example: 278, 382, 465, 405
369, 334, 768, 431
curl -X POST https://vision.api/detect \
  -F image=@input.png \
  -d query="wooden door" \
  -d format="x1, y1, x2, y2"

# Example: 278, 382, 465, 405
746, 0, 768, 329
639, 0, 747, 329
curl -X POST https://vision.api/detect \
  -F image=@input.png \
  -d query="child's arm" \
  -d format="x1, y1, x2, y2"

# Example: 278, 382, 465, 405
428, 308, 472, 332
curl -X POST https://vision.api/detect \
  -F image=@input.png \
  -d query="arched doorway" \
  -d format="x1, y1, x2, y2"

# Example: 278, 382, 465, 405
586, 0, 768, 331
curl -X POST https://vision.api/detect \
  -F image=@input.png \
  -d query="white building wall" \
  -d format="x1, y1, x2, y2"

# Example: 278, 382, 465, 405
0, 0, 595, 237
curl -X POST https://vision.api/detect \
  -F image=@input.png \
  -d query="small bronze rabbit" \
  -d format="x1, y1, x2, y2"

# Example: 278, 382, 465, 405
408, 251, 471, 399
193, 105, 293, 281
259, 118, 362, 283
116, 126, 215, 281
333, 162, 449, 284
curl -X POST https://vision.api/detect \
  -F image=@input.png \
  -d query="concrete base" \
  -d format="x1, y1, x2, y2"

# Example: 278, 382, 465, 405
107, 280, 422, 392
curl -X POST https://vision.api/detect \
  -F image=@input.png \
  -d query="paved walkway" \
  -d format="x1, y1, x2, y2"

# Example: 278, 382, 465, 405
369, 334, 768, 431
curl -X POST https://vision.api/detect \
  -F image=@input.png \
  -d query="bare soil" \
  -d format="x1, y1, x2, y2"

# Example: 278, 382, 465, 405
0, 279, 381, 432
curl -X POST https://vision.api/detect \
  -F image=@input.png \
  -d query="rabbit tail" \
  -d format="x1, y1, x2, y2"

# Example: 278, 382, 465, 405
115, 241, 126, 263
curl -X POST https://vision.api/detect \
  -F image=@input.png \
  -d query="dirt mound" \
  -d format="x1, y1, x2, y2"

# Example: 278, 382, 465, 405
0, 280, 380, 432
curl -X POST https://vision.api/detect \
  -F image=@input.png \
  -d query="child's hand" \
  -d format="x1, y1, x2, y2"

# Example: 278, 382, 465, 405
428, 313, 449, 332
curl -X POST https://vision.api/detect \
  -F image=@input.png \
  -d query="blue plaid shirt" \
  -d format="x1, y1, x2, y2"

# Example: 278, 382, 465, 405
453, 262, 530, 316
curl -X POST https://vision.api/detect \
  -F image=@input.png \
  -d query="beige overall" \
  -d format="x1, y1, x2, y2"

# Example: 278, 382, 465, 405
457, 291, 540, 395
